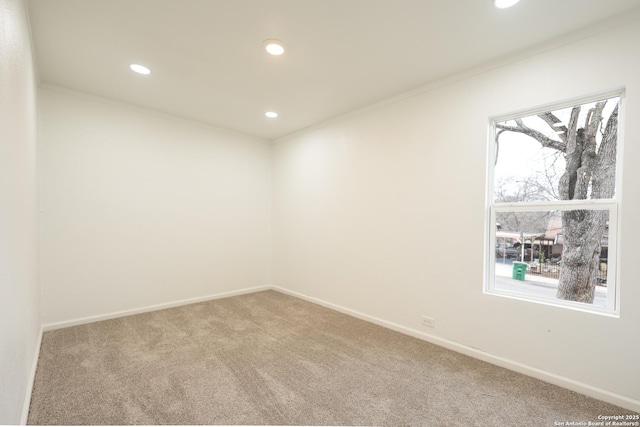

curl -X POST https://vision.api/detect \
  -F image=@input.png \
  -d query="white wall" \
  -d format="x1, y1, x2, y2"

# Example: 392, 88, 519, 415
39, 87, 272, 325
0, 0, 41, 423
273, 19, 640, 408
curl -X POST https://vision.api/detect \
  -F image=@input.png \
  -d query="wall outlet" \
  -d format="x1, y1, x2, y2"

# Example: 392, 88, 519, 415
421, 316, 435, 328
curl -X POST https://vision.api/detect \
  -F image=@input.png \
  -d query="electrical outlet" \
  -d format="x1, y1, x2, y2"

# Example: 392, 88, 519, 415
421, 316, 435, 328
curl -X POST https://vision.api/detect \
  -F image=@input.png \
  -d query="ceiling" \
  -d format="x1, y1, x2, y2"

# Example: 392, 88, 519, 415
27, 0, 640, 140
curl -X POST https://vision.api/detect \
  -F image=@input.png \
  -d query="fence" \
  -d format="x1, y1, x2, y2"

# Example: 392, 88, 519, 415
526, 261, 608, 286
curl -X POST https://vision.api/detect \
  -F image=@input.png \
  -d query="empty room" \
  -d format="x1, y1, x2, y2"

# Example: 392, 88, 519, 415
2, 0, 640, 425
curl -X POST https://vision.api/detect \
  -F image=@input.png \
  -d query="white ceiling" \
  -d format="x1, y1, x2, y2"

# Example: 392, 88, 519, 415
27, 0, 640, 140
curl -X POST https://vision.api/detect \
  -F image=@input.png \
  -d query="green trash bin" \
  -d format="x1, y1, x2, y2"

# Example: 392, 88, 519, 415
512, 262, 526, 281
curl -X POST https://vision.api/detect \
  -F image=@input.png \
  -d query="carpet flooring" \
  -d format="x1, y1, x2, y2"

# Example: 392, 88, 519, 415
28, 290, 632, 426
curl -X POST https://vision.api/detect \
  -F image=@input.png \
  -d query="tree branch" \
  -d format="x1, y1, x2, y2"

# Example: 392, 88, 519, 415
495, 129, 505, 166
538, 112, 568, 144
566, 106, 581, 145
495, 122, 567, 152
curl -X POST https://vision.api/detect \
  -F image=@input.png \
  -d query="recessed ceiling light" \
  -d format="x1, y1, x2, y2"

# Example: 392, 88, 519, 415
263, 39, 286, 56
130, 63, 151, 75
494, 0, 520, 8
265, 111, 278, 118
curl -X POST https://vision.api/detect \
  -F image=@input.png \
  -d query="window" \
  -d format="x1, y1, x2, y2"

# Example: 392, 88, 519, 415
485, 92, 622, 314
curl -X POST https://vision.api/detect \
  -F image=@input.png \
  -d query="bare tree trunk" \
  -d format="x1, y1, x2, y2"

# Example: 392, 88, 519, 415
557, 209, 607, 303
556, 104, 617, 303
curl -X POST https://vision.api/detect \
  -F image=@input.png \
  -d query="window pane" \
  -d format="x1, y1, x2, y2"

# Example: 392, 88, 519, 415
493, 96, 619, 203
494, 209, 611, 308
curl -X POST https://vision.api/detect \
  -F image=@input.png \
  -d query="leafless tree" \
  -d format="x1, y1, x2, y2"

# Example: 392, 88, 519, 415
496, 100, 618, 303
494, 176, 553, 233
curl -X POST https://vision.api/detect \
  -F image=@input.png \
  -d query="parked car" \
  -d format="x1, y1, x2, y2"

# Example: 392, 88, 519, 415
505, 245, 520, 259
504, 242, 539, 260
496, 243, 520, 259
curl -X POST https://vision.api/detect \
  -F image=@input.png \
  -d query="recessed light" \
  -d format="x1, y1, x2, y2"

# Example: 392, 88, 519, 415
130, 63, 151, 75
494, 0, 520, 8
263, 39, 286, 56
265, 111, 278, 118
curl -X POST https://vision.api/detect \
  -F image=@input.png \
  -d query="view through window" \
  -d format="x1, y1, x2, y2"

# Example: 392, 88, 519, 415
486, 93, 622, 313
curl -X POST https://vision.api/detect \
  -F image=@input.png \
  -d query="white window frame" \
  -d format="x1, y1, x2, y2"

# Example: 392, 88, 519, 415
484, 91, 624, 316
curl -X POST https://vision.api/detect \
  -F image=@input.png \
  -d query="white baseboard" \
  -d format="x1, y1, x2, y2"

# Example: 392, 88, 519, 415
42, 286, 271, 331
21, 325, 43, 425
272, 286, 640, 413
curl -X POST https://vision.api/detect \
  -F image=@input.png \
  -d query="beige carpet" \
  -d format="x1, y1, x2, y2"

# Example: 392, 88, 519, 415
28, 290, 632, 426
